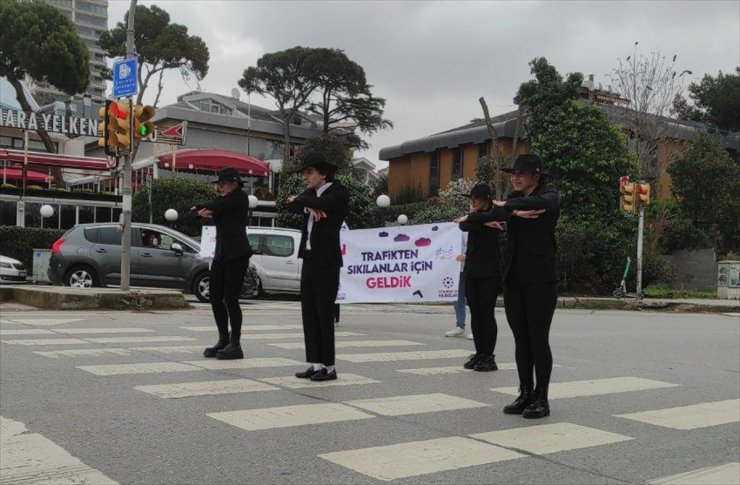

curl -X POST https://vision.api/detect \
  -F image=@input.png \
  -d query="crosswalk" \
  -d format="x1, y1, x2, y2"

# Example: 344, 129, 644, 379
1, 308, 739, 484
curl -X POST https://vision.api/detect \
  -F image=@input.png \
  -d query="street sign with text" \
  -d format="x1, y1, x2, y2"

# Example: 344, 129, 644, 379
112, 58, 138, 98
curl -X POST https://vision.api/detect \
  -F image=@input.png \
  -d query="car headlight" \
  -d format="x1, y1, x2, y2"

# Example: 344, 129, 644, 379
0, 262, 11, 268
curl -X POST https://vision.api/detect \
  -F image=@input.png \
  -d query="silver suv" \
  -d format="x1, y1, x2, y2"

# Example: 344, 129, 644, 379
48, 223, 256, 302
247, 227, 302, 297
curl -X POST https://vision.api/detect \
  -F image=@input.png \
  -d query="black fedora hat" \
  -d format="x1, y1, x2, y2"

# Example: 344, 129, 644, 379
463, 183, 493, 199
294, 152, 337, 173
211, 166, 243, 185
501, 154, 549, 176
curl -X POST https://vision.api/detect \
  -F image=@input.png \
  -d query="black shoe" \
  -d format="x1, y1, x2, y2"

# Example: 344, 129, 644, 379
473, 355, 498, 372
522, 388, 550, 419
463, 353, 482, 369
310, 368, 337, 381
503, 385, 533, 414
203, 337, 229, 358
295, 366, 319, 378
215, 342, 243, 360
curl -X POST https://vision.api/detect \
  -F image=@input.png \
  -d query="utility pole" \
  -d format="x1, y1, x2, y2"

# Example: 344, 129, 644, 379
120, 0, 137, 292
636, 205, 645, 299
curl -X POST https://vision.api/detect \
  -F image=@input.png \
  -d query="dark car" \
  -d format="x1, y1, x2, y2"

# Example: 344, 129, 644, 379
48, 223, 256, 302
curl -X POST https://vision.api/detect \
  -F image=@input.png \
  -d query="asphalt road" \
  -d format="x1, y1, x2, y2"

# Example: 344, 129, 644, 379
1, 302, 738, 485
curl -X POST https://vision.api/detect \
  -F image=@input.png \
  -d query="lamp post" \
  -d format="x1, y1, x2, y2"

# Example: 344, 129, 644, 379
397, 214, 408, 226
376, 194, 390, 227
248, 194, 259, 227
40, 204, 54, 229
164, 208, 178, 230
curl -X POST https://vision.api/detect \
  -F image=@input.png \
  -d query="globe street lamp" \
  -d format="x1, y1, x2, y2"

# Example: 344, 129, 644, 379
376, 194, 390, 227
397, 214, 408, 225
248, 195, 259, 227
40, 204, 54, 228
164, 209, 178, 222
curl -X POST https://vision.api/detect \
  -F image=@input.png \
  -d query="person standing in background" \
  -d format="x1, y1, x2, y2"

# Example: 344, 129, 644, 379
191, 167, 252, 360
445, 232, 472, 339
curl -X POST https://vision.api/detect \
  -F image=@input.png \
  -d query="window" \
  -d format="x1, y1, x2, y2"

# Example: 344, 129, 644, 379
264, 235, 294, 257
0, 201, 16, 226
429, 151, 440, 197
478, 141, 490, 159
248, 234, 261, 252
98, 227, 121, 245
451, 148, 463, 180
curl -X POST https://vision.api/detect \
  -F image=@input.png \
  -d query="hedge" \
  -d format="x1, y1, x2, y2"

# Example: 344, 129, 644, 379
0, 226, 65, 275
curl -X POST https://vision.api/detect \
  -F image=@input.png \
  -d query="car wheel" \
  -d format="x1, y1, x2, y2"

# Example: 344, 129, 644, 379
64, 265, 99, 288
240, 270, 261, 300
193, 272, 211, 303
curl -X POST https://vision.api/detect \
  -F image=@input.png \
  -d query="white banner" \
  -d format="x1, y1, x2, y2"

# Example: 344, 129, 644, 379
337, 222, 463, 304
199, 226, 217, 258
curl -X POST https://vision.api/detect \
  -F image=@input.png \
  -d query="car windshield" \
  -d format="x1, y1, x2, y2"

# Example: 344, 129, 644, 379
159, 228, 201, 250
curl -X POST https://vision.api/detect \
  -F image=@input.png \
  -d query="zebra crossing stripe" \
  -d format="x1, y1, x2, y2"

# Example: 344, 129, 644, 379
649, 462, 740, 484
258, 373, 380, 389
208, 403, 374, 431
35, 348, 134, 358
184, 358, 303, 370
492, 377, 680, 399
346, 393, 488, 416
181, 324, 302, 331
135, 378, 279, 399
84, 336, 197, 344
616, 399, 740, 430
339, 349, 472, 363
77, 362, 200, 376
396, 363, 518, 375
270, 339, 424, 350
2, 338, 90, 346
244, 331, 364, 340
319, 437, 523, 481
0, 329, 56, 335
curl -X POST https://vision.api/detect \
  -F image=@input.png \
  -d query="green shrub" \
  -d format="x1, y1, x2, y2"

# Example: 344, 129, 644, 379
133, 177, 215, 237
0, 226, 65, 274
392, 183, 425, 204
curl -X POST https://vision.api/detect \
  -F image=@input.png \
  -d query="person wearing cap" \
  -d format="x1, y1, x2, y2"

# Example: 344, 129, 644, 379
286, 152, 350, 382
453, 183, 508, 372
191, 167, 253, 360
489, 154, 560, 419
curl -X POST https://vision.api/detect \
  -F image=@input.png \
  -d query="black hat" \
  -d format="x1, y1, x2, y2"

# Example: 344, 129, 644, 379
463, 183, 493, 200
294, 152, 337, 174
211, 167, 242, 185
501, 154, 549, 175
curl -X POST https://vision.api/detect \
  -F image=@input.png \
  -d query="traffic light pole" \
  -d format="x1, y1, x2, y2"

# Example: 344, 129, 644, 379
636, 206, 645, 300
120, 0, 137, 292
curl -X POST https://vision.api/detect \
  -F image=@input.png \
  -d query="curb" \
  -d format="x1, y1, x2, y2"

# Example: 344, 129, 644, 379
2, 286, 189, 311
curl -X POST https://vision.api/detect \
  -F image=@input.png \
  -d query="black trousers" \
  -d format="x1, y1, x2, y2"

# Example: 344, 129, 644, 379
209, 255, 249, 339
300, 258, 340, 366
503, 281, 557, 389
465, 276, 501, 356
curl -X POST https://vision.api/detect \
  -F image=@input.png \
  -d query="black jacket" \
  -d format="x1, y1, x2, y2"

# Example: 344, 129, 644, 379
287, 182, 350, 267
198, 190, 252, 262
502, 184, 560, 284
459, 206, 508, 280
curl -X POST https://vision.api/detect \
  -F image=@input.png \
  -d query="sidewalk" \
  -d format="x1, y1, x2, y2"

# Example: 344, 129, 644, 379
1, 284, 738, 313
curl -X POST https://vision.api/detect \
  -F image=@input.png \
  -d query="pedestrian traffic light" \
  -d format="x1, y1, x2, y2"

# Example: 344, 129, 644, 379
637, 182, 651, 206
134, 105, 156, 140
620, 182, 636, 213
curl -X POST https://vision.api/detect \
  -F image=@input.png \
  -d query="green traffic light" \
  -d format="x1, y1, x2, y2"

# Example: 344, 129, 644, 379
139, 124, 149, 136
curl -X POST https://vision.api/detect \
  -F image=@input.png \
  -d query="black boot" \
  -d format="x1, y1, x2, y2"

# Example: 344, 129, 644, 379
522, 387, 550, 419
216, 334, 244, 360
474, 354, 498, 372
503, 385, 533, 414
463, 353, 482, 369
203, 335, 229, 358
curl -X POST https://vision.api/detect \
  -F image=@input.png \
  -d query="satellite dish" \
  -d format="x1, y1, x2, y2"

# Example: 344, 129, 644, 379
231, 88, 240, 100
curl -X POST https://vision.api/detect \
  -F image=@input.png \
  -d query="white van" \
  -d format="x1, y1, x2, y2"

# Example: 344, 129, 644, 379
247, 227, 302, 296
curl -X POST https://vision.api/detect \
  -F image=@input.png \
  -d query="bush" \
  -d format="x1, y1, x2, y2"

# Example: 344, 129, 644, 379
645, 200, 712, 254
133, 177, 215, 237
392, 183, 425, 204
0, 226, 65, 275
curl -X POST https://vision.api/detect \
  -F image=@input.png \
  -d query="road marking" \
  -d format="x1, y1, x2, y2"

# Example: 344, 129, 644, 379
492, 377, 680, 399
208, 403, 373, 431
649, 462, 740, 484
50, 328, 155, 334
270, 339, 424, 350
471, 422, 633, 454
0, 329, 56, 335
184, 358, 303, 370
246, 331, 363, 340
85, 336, 197, 344
35, 348, 134, 358
181, 324, 302, 331
347, 393, 488, 416
129, 346, 205, 354
259, 373, 381, 389
396, 363, 518, 375
2, 338, 91, 346
339, 349, 472, 363
77, 362, 201, 376
0, 415, 117, 484
0, 318, 85, 326
616, 399, 740, 430
319, 436, 523, 481
135, 378, 279, 399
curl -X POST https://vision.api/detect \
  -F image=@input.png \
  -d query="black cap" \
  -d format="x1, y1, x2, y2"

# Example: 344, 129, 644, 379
463, 183, 493, 200
294, 152, 337, 173
211, 167, 242, 184
501, 154, 549, 175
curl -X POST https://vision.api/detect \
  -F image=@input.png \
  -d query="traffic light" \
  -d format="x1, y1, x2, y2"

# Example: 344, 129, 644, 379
97, 103, 108, 153
134, 105, 156, 140
620, 182, 636, 213
115, 100, 132, 152
97, 100, 124, 157
637, 182, 651, 206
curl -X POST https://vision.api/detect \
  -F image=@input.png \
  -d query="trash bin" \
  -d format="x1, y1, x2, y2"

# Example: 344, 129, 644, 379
33, 249, 51, 284
717, 260, 740, 299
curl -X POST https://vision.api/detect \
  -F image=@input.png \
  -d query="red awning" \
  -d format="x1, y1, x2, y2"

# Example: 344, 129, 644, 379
157, 149, 269, 176
0, 149, 109, 171
1, 167, 55, 183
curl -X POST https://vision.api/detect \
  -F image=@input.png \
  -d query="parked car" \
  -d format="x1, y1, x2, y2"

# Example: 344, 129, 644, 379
48, 223, 256, 302
247, 227, 302, 297
0, 255, 27, 284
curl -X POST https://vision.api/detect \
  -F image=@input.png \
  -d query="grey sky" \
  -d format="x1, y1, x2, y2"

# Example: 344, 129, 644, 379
108, 1, 740, 169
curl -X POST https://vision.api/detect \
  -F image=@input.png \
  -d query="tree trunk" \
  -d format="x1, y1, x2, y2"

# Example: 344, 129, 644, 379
283, 117, 292, 167
479, 97, 501, 198
6, 73, 64, 185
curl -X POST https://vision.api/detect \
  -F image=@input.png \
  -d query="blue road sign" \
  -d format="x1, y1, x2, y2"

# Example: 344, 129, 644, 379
112, 58, 138, 98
